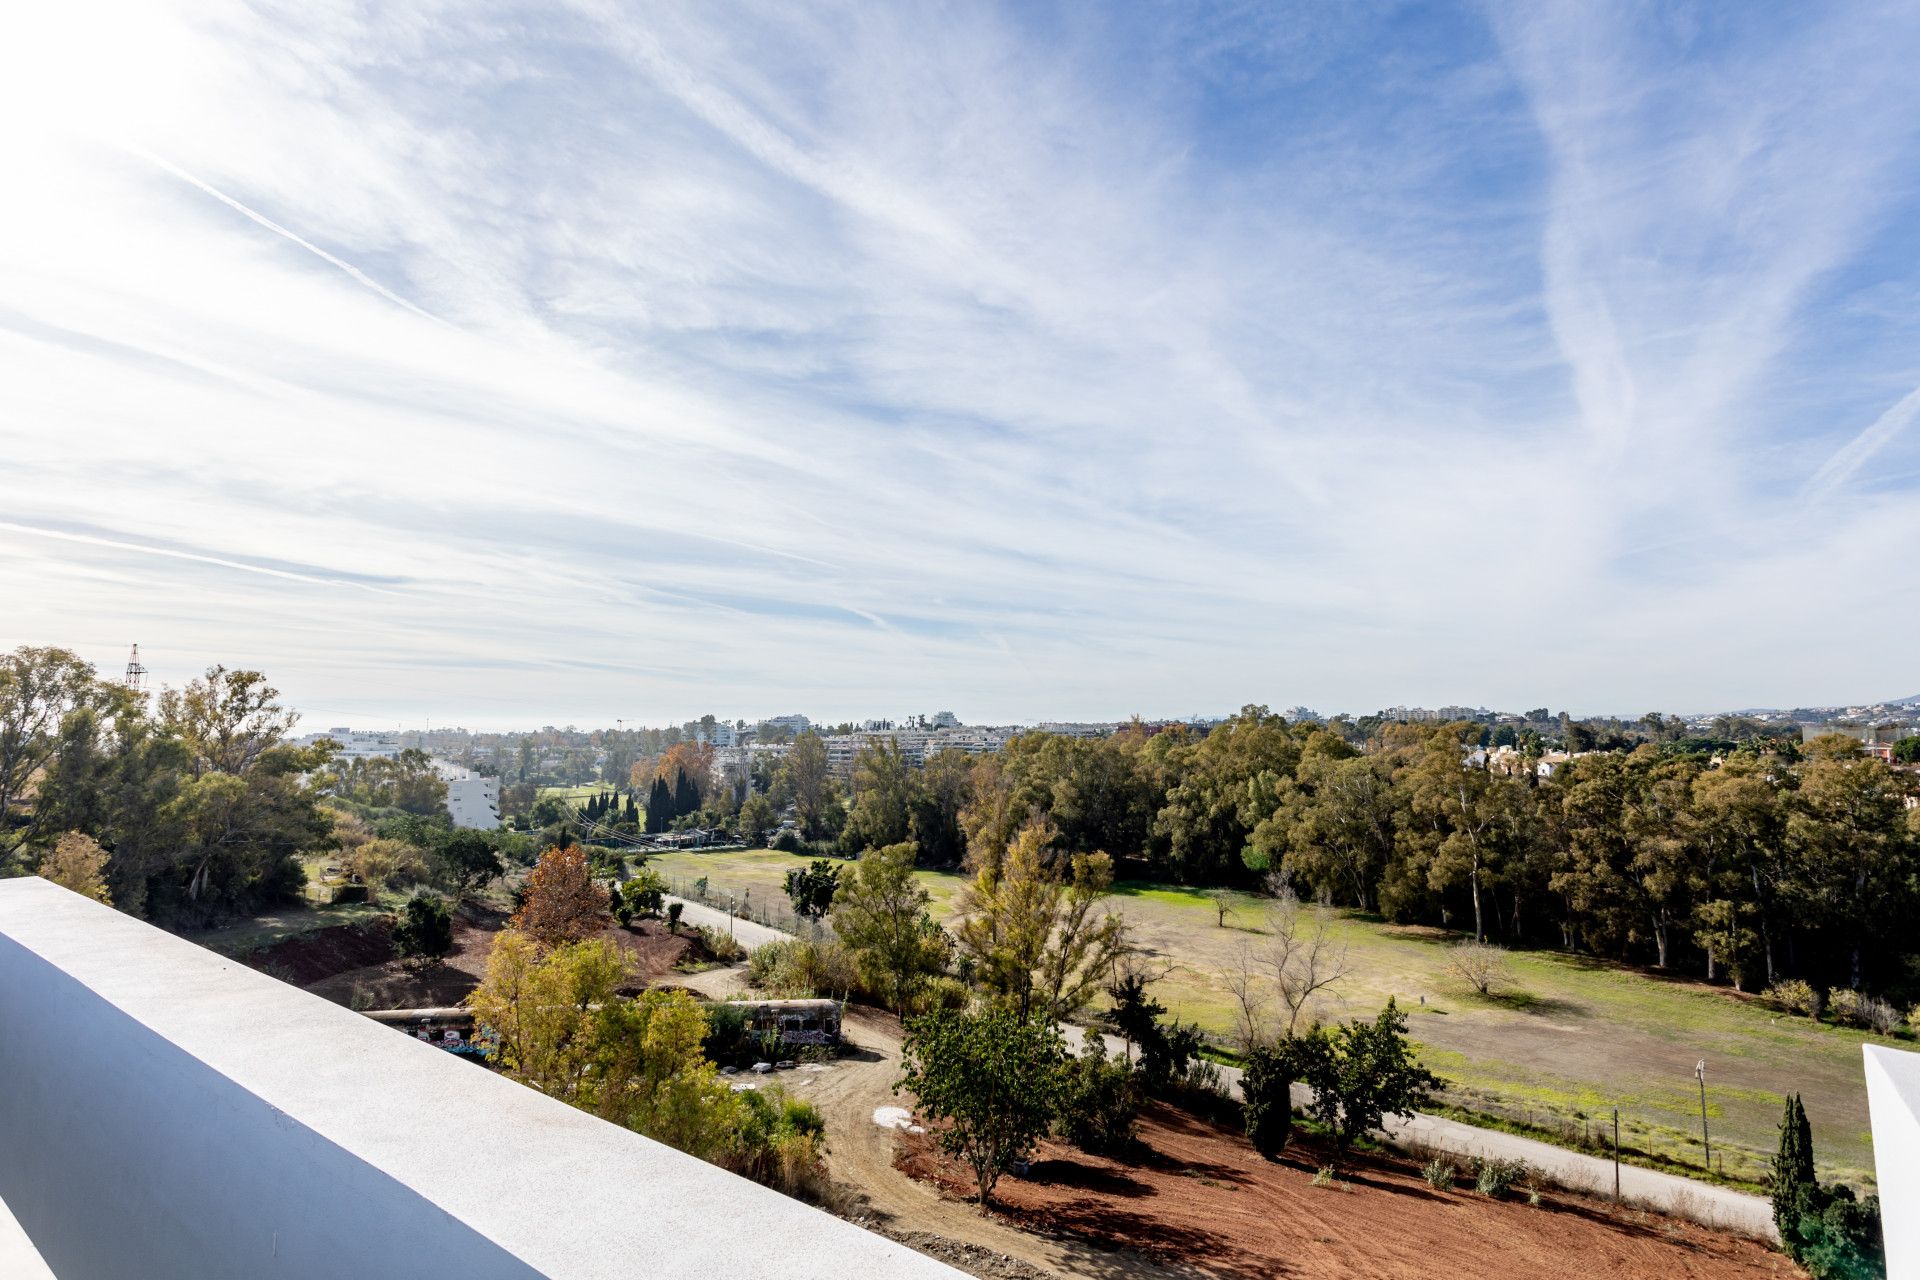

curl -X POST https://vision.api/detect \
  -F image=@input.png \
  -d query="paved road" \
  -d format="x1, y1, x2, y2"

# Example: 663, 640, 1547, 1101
674, 895, 1777, 1240
667, 895, 791, 950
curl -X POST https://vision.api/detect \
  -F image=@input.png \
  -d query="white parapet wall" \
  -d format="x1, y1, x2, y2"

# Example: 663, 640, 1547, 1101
1864, 1044, 1920, 1276
0, 878, 961, 1280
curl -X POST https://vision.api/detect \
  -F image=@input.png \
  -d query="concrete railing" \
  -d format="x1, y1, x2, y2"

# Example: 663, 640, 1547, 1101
1864, 1044, 1920, 1276
0, 878, 960, 1280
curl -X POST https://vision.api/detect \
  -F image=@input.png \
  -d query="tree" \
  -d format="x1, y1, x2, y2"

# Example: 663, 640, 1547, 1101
0, 646, 113, 866
1242, 1033, 1326, 1159
393, 890, 454, 960
1772, 1092, 1885, 1280
1102, 958, 1167, 1063
780, 733, 840, 840
38, 830, 111, 904
646, 775, 672, 832
1226, 886, 1350, 1050
845, 740, 917, 851
1447, 941, 1511, 997
1893, 736, 1920, 765
436, 829, 504, 894
832, 841, 949, 1011
621, 866, 666, 918
1790, 752, 1910, 990
1402, 731, 1525, 943
158, 666, 300, 779
952, 824, 1128, 1023
734, 791, 776, 844
1774, 1093, 1816, 1230
511, 845, 608, 947
1208, 889, 1234, 927
783, 858, 841, 919
468, 933, 741, 1161
1299, 1000, 1438, 1164
896, 1005, 1066, 1208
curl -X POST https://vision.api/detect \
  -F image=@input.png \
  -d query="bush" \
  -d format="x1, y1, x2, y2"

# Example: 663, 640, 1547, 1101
1056, 1043, 1138, 1156
667, 902, 684, 932
1422, 1158, 1457, 1191
911, 975, 972, 1016
698, 925, 746, 963
1765, 980, 1823, 1018
392, 891, 454, 961
728, 1087, 830, 1201
748, 937, 862, 999
1474, 1157, 1530, 1199
1827, 988, 1864, 1026
1312, 1166, 1336, 1188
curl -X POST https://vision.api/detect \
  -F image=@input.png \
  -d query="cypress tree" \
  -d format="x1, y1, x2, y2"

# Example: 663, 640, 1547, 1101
647, 776, 672, 832
674, 767, 699, 818
1773, 1092, 1815, 1231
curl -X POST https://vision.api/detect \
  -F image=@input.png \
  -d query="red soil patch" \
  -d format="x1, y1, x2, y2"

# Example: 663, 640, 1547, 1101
896, 1103, 1791, 1280
297, 906, 700, 1009
245, 920, 395, 984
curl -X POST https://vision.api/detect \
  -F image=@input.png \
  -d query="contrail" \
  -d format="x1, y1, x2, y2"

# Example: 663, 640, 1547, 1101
124, 144, 444, 326
0, 521, 398, 594
1802, 383, 1920, 504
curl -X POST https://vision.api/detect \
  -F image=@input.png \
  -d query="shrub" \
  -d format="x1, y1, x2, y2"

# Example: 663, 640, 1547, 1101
698, 925, 746, 963
1474, 1157, 1530, 1199
1056, 1042, 1138, 1156
392, 891, 454, 961
1859, 994, 1903, 1036
1298, 1000, 1438, 1163
1312, 1166, 1336, 1188
666, 902, 684, 932
1422, 1158, 1457, 1191
1764, 980, 1823, 1018
748, 937, 861, 999
1827, 988, 1864, 1026
729, 1087, 830, 1201
912, 975, 972, 1016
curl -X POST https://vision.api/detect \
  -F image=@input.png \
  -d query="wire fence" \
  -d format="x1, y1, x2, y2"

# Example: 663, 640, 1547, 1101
1433, 1083, 1765, 1188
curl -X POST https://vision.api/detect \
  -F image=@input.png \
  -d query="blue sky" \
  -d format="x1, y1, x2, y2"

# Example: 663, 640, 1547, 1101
2, 1, 1918, 728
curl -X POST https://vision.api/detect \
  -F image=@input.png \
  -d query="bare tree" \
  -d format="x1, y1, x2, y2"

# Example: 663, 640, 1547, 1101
1208, 889, 1234, 928
1448, 941, 1511, 997
1228, 887, 1351, 1050
1267, 888, 1351, 1035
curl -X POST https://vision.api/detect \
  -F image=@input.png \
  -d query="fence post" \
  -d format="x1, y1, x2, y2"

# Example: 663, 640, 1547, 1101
1612, 1108, 1620, 1201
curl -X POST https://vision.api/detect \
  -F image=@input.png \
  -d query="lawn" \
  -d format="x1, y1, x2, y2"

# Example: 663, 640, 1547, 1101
644, 846, 1885, 1188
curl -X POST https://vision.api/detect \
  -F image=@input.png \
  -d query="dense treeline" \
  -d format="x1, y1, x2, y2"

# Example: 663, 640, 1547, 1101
0, 647, 334, 920
823, 708, 1920, 1000
0, 646, 525, 923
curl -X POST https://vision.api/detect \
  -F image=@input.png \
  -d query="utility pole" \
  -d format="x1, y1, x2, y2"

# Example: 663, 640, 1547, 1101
1695, 1061, 1711, 1170
1612, 1108, 1620, 1200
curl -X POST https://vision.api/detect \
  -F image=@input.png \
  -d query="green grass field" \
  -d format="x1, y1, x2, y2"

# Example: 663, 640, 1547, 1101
642, 846, 1887, 1188
537, 784, 614, 807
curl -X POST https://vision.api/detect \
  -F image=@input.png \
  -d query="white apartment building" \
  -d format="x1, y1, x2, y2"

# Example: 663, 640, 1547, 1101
434, 761, 501, 830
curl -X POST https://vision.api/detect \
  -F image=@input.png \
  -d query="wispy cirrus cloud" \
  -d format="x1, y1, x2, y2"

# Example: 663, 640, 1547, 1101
1, 1, 1917, 725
